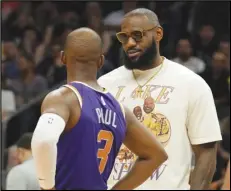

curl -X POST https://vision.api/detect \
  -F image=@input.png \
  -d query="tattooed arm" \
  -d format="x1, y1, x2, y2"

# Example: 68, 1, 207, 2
190, 142, 217, 190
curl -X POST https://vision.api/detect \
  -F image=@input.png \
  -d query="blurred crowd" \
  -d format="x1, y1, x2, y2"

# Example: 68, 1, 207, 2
1, 1, 230, 190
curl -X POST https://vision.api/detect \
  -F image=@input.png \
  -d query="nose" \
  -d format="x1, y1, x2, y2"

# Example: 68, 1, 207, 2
126, 36, 137, 48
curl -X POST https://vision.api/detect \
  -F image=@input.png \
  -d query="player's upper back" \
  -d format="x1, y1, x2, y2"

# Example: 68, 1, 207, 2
63, 81, 126, 132
55, 81, 126, 190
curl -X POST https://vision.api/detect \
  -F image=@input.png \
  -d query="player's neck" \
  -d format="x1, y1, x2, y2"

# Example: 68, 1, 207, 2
150, 54, 163, 69
67, 65, 96, 82
68, 74, 95, 83
67, 72, 102, 90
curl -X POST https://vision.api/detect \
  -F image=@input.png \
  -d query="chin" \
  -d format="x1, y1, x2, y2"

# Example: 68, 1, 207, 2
133, 57, 142, 63
129, 59, 139, 64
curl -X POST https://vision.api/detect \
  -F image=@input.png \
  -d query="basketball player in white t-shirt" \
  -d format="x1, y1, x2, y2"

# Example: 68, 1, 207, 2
98, 8, 222, 190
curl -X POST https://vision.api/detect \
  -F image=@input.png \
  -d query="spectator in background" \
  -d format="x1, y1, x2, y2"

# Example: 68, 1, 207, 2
34, 25, 54, 66
2, 75, 16, 120
2, 42, 5, 60
61, 11, 80, 29
52, 22, 74, 46
8, 53, 48, 108
6, 11, 34, 40
2, 2, 21, 21
97, 36, 122, 77
36, 44, 66, 87
19, 26, 41, 57
2, 62, 16, 120
34, 2, 59, 32
47, 44, 66, 86
2, 40, 20, 80
103, 1, 137, 32
6, 146, 20, 173
84, 2, 112, 54
82, 2, 115, 76
6, 133, 40, 190
202, 51, 230, 108
218, 38, 230, 70
173, 39, 206, 74
194, 25, 218, 64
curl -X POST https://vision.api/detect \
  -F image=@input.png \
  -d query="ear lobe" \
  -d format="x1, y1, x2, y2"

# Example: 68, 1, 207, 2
98, 55, 105, 70
60, 51, 66, 65
155, 27, 163, 42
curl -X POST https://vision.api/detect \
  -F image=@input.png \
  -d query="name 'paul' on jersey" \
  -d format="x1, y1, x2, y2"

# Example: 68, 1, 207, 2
55, 82, 126, 190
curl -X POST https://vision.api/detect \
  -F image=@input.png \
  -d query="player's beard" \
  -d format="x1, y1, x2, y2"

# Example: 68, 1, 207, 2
121, 39, 158, 70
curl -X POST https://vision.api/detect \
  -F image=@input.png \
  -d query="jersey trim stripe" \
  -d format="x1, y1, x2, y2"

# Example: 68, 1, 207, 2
63, 84, 83, 108
72, 81, 109, 94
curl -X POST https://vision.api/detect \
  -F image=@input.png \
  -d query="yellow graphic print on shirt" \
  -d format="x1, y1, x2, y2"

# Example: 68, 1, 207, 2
133, 96, 171, 147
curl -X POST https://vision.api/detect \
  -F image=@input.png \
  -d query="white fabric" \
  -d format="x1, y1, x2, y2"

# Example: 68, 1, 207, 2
2, 90, 16, 112
98, 58, 222, 190
103, 10, 124, 26
31, 113, 66, 189
6, 159, 40, 190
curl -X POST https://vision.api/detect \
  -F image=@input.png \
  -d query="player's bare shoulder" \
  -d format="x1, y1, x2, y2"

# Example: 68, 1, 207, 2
41, 87, 74, 111
41, 86, 81, 129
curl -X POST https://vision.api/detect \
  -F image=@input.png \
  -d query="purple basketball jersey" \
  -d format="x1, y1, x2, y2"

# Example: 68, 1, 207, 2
55, 82, 126, 190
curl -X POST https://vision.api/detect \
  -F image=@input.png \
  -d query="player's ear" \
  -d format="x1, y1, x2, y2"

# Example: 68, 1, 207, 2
98, 54, 105, 70
155, 26, 163, 42
60, 51, 66, 65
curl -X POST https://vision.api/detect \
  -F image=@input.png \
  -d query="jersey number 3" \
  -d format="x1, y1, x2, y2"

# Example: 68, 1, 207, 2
97, 130, 114, 174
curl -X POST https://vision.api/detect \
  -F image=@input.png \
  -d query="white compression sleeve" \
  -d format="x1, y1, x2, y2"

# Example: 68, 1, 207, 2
31, 113, 66, 189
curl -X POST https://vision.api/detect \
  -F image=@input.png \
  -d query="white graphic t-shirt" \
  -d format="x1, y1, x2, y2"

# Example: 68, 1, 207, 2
98, 58, 222, 190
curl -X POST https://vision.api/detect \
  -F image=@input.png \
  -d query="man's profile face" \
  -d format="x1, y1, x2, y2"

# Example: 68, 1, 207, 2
120, 15, 161, 70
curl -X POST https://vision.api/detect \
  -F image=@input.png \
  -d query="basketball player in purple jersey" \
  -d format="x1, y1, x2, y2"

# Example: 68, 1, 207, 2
31, 28, 167, 190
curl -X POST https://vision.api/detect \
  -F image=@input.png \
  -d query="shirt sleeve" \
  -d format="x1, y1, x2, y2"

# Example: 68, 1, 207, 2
6, 167, 27, 190
186, 79, 222, 145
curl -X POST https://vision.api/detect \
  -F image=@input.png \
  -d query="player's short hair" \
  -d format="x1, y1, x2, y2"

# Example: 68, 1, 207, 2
125, 8, 160, 26
16, 133, 33, 150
